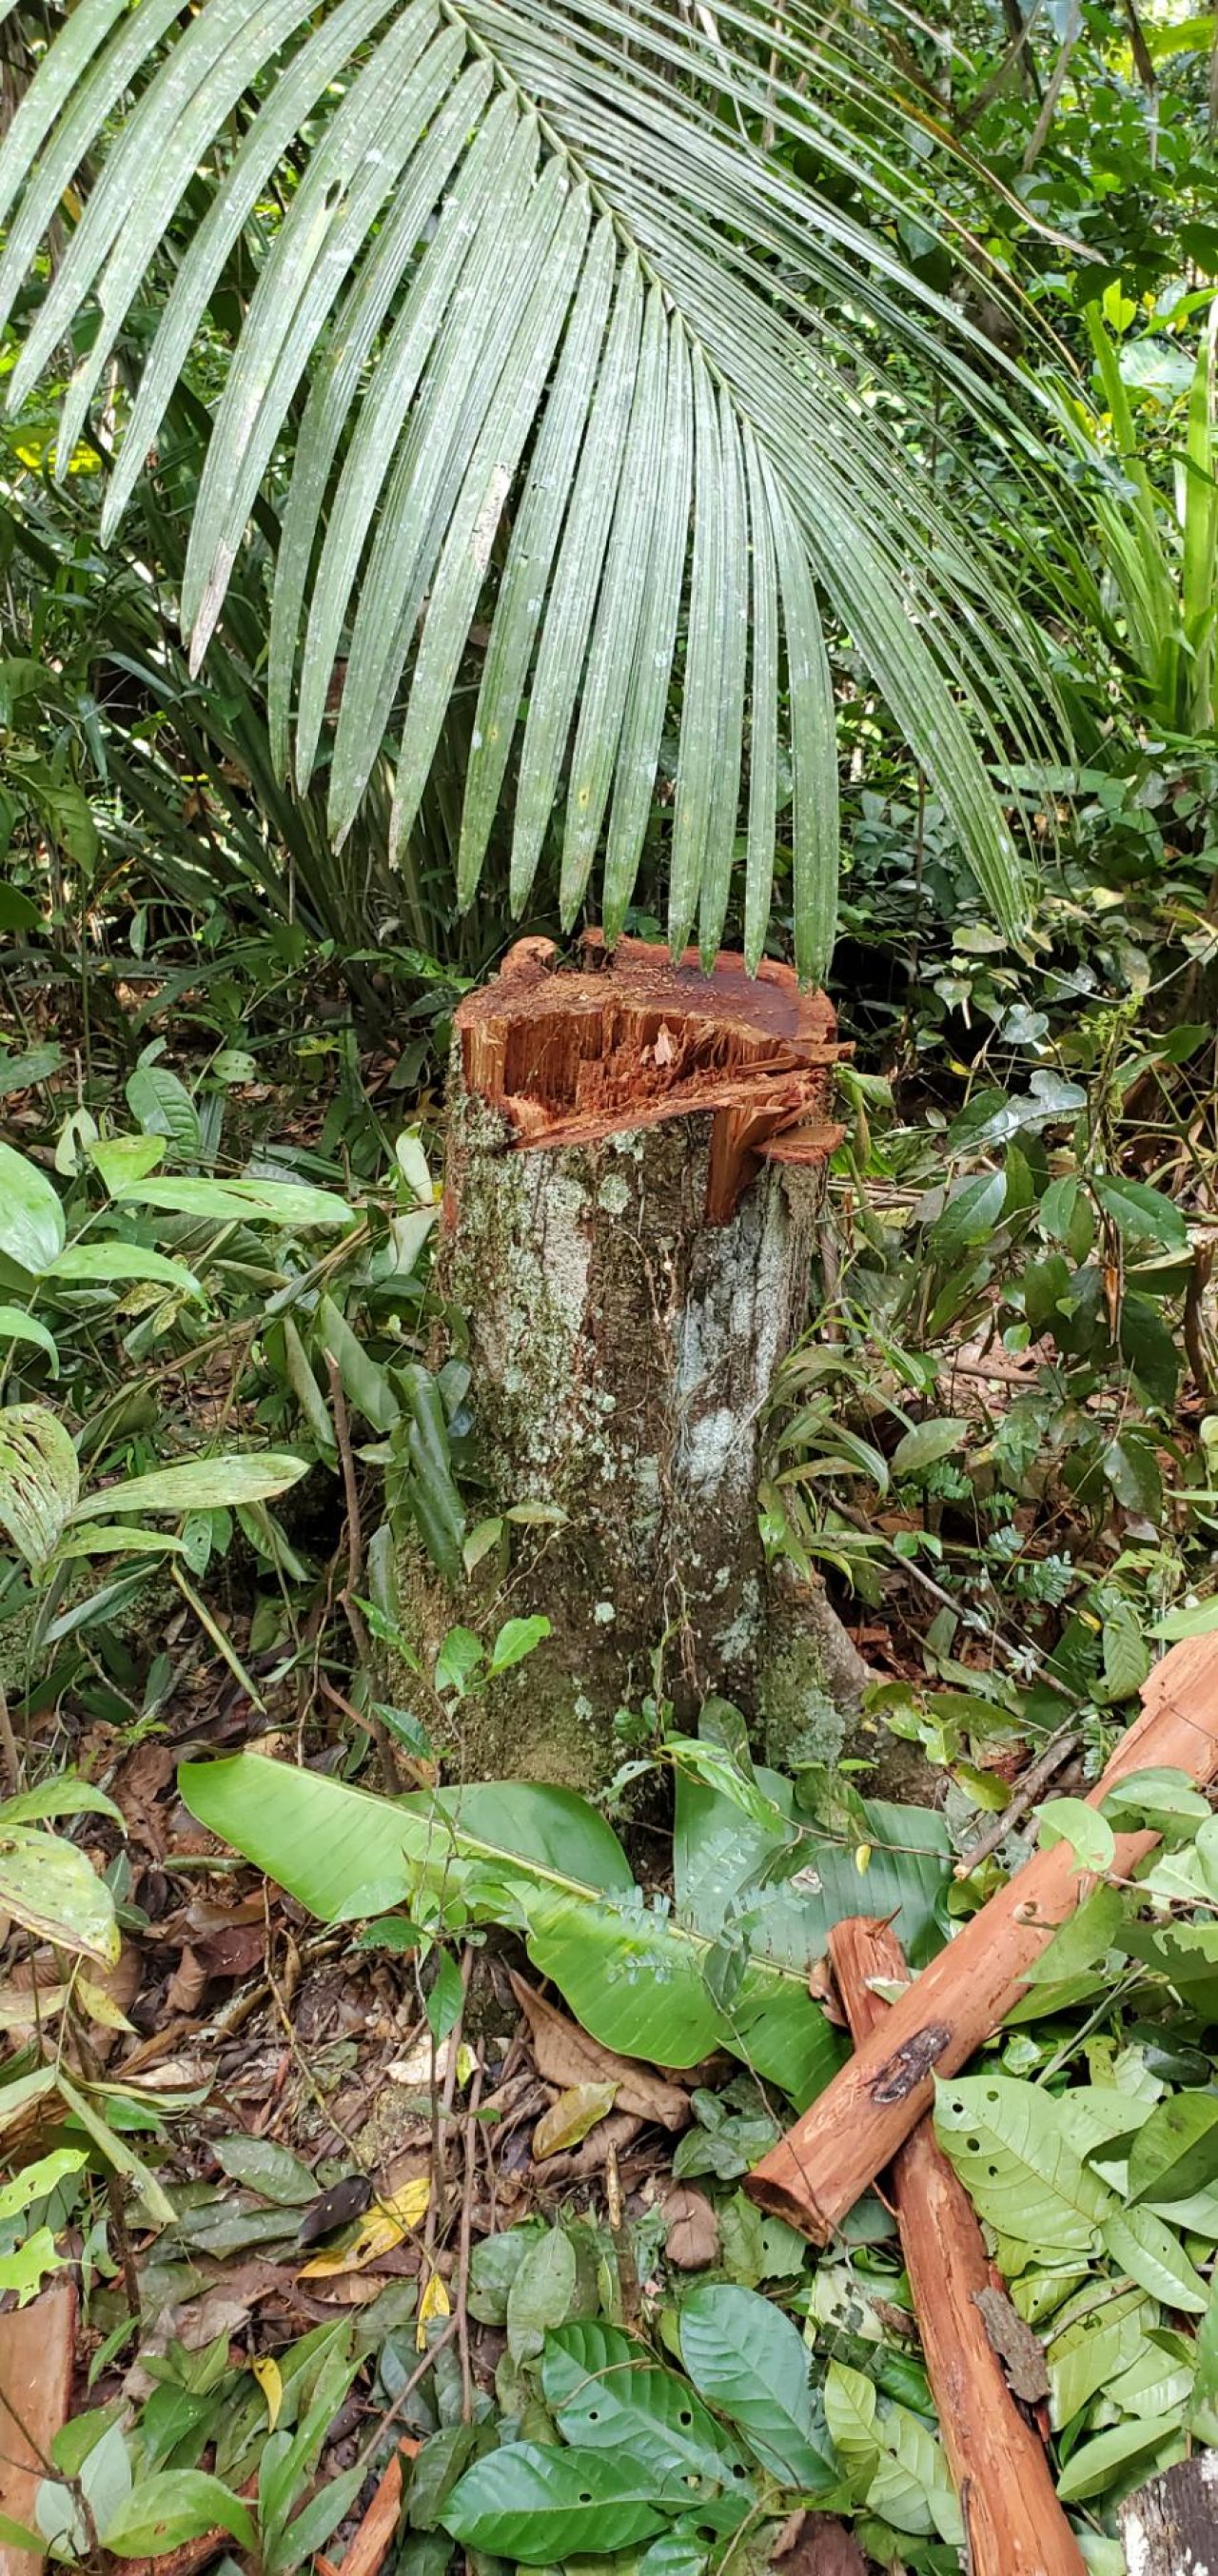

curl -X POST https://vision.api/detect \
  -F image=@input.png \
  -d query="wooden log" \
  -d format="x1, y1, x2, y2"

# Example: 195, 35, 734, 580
0, 2281, 76, 2576
828, 1917, 1086, 2576
747, 1635, 1218, 2240
1118, 2453, 1218, 2571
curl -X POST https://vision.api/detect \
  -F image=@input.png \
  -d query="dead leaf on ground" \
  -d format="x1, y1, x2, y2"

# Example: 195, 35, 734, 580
972, 2286, 1050, 2403
660, 2184, 719, 2270
770, 2514, 866, 2576
112, 1743, 176, 1856
529, 2110, 643, 2185
533, 2080, 618, 2160
296, 2174, 375, 2250
167, 1947, 210, 2014
510, 1975, 690, 2129
807, 1957, 847, 2028
299, 2171, 429, 2277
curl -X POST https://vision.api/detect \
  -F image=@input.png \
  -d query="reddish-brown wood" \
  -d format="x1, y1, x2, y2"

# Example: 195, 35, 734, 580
0, 2280, 76, 2576
332, 2439, 419, 2576
828, 1917, 1086, 2576
452, 934, 844, 1219
747, 1634, 1218, 2240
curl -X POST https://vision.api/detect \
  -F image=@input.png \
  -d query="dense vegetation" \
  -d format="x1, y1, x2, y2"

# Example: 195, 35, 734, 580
3, 0, 1218, 2567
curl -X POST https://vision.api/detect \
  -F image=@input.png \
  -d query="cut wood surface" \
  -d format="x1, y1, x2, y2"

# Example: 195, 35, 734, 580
0, 2278, 76, 2576
828, 1917, 1086, 2576
747, 1634, 1218, 2239
452, 934, 843, 1218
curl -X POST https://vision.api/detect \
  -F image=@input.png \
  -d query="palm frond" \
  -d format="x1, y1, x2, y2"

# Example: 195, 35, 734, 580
0, 0, 1064, 977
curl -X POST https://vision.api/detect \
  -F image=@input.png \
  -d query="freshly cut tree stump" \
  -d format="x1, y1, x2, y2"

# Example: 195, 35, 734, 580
747, 1634, 1218, 2239
408, 934, 855, 1788
829, 1917, 1086, 2576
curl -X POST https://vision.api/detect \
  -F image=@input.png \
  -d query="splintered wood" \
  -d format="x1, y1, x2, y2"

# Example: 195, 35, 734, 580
453, 934, 844, 1219
747, 1633, 1218, 2240
828, 1918, 1086, 2576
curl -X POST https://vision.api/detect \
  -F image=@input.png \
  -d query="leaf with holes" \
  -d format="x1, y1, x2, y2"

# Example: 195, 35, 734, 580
0, 1404, 79, 1566
678, 2283, 835, 2493
541, 2322, 754, 2497
442, 2444, 670, 2561
0, 1826, 120, 1965
934, 2075, 1114, 2252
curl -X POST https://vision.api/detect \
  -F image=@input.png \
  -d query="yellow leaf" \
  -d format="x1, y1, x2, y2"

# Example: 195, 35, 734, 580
854, 1843, 873, 1874
252, 2355, 283, 2429
533, 2081, 618, 2161
77, 1976, 134, 2033
416, 2268, 450, 2349
298, 2172, 430, 2278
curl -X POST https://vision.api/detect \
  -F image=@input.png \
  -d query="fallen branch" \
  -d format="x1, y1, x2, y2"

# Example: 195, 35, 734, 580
331, 2439, 420, 2576
747, 1634, 1218, 2241
827, 1917, 1085, 2576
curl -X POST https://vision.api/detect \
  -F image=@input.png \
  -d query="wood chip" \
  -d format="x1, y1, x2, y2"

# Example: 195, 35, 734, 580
0, 2278, 76, 2576
972, 2286, 1050, 2404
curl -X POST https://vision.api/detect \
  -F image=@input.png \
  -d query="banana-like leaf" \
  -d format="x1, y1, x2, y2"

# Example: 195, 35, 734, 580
0, 1404, 80, 1568
180, 1753, 839, 2100
0, 0, 1057, 972
675, 1763, 952, 1972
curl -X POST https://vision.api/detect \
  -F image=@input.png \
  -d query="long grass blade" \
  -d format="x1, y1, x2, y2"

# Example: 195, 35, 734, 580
184, 2, 446, 661
509, 255, 643, 914
0, 0, 128, 236
388, 186, 592, 861
667, 344, 723, 958
600, 322, 693, 947
267, 55, 491, 779
741, 425, 778, 975
559, 283, 667, 929
697, 386, 748, 965
757, 448, 838, 988
294, 84, 518, 791
457, 218, 617, 911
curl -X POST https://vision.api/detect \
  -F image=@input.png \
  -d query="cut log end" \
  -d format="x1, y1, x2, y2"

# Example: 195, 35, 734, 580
454, 934, 845, 1218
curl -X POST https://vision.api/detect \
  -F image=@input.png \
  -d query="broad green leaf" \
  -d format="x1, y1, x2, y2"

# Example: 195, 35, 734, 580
1093, 1175, 1188, 1251
926, 1170, 1006, 1262
0, 1824, 120, 1964
1128, 2093, 1218, 2205
0, 1139, 65, 1272
106, 1175, 355, 1229
442, 2443, 669, 2561
1037, 1799, 1116, 1875
103, 2471, 256, 2557
1102, 2207, 1210, 2314
125, 1063, 201, 1157
824, 2364, 959, 2542
675, 1764, 950, 1974
488, 1615, 552, 1675
678, 2283, 835, 2491
541, 2322, 752, 2491
178, 1755, 836, 2098
506, 2227, 577, 2361
75, 1453, 308, 1521
89, 1134, 166, 1193
213, 2135, 317, 2206
0, 1404, 79, 1565
934, 2075, 1114, 2252
1045, 2285, 1152, 2429
1193, 2270, 1218, 2419
1, 1772, 124, 1826
1099, 1601, 1151, 1703
891, 1419, 970, 1477
48, 1243, 202, 1297
0, 1307, 59, 1373
1054, 2415, 1182, 2504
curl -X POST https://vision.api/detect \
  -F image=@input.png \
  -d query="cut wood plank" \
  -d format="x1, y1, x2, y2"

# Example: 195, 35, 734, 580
0, 2278, 76, 2576
747, 1635, 1218, 2240
828, 1917, 1086, 2576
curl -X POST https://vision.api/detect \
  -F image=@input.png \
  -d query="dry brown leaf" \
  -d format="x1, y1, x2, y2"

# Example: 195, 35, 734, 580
806, 1957, 847, 2029
299, 2172, 429, 2278
770, 2515, 865, 2576
660, 2184, 718, 2270
533, 2081, 618, 2161
529, 2111, 642, 2185
510, 1975, 690, 2129
167, 1947, 210, 2014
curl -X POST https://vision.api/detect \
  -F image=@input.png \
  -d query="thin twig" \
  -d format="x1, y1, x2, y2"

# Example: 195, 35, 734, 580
953, 1724, 1080, 1878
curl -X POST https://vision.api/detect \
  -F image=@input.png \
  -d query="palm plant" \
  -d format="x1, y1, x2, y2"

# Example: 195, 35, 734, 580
0, 0, 1054, 982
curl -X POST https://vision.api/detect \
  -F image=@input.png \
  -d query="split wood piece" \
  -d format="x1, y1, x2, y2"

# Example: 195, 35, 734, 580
0, 2278, 75, 2576
331, 2438, 420, 2576
453, 934, 845, 1220
1118, 2451, 1218, 2571
827, 1917, 1086, 2576
746, 1632, 1218, 2241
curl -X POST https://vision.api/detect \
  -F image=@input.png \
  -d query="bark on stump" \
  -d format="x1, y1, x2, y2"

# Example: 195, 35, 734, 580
406, 934, 858, 1789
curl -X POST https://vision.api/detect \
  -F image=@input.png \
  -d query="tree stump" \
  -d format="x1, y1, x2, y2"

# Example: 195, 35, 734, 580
1119, 2453, 1217, 2573
407, 934, 860, 1789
